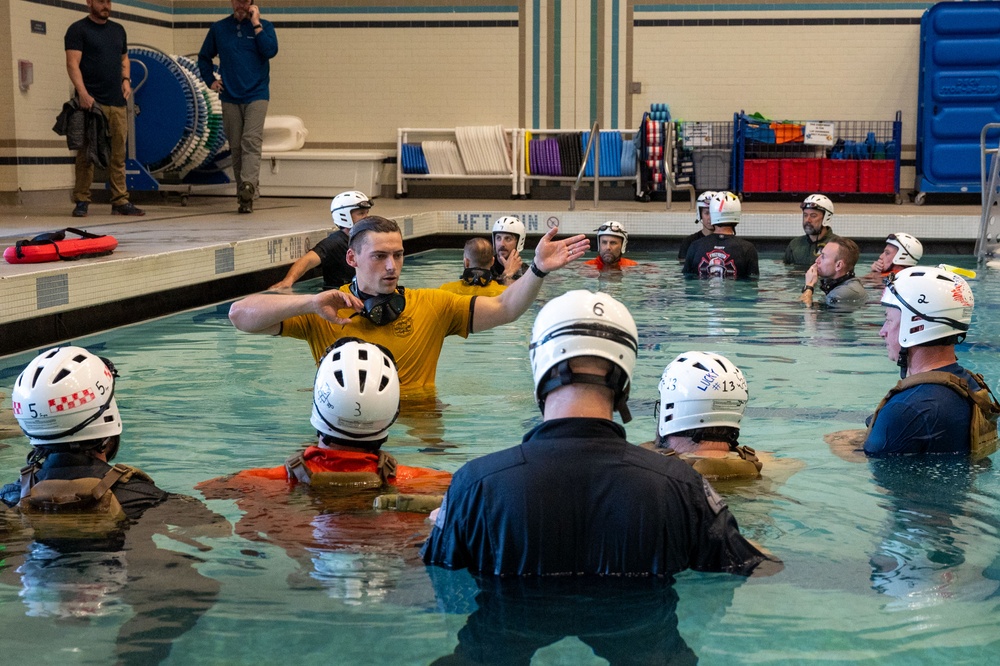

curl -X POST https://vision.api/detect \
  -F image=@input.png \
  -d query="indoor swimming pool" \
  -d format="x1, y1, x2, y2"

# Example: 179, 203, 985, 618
2, 249, 999, 664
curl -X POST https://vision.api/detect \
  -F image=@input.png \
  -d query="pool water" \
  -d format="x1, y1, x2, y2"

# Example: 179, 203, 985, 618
2, 250, 1000, 664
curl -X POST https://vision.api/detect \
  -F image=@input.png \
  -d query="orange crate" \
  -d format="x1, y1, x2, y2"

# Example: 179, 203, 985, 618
820, 159, 859, 193
743, 159, 779, 192
859, 160, 895, 193
779, 159, 821, 192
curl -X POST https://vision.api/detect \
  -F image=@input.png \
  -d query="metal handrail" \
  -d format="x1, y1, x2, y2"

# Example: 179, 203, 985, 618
977, 123, 1000, 261
570, 121, 600, 211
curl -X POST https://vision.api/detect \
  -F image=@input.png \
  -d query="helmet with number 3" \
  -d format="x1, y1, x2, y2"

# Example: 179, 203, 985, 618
658, 351, 748, 438
529, 290, 638, 421
12, 346, 121, 447
311, 338, 400, 443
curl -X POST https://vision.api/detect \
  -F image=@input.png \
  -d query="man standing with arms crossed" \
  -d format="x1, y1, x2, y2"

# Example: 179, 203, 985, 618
65, 0, 144, 218
199, 0, 279, 214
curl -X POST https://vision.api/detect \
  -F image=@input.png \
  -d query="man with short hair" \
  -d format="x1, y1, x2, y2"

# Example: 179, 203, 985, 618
440, 237, 506, 296
800, 236, 868, 307
65, 0, 144, 217
584, 221, 637, 270
198, 0, 278, 214
677, 190, 716, 261
228, 216, 588, 391
869, 232, 922, 278
420, 290, 780, 577
865, 267, 999, 458
683, 191, 759, 279
784, 194, 835, 266
270, 190, 371, 290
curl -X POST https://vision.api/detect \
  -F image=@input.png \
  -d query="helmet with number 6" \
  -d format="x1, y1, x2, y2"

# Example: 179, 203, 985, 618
492, 216, 526, 254
311, 338, 400, 444
709, 191, 741, 227
885, 232, 923, 267
330, 191, 373, 229
12, 346, 121, 447
529, 290, 638, 422
881, 266, 973, 348
801, 194, 834, 226
658, 351, 748, 438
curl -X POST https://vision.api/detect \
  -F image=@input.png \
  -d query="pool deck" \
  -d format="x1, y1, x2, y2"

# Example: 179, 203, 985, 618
0, 192, 985, 355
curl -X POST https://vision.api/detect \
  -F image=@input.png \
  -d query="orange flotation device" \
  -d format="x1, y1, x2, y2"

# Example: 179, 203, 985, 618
4, 227, 118, 264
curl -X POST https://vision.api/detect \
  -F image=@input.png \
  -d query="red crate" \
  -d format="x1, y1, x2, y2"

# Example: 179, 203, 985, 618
820, 159, 859, 193
779, 158, 821, 192
743, 159, 779, 192
859, 160, 896, 193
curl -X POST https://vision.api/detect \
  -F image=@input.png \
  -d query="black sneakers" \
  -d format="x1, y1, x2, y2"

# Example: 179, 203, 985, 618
112, 202, 146, 216
72, 201, 89, 217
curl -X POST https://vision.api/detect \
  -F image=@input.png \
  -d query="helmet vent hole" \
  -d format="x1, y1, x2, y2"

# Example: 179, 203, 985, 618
334, 370, 344, 387
53, 369, 71, 383
358, 349, 368, 361
332, 351, 341, 362
73, 354, 88, 363
692, 362, 709, 372
379, 376, 390, 391
359, 369, 368, 392
30, 367, 43, 388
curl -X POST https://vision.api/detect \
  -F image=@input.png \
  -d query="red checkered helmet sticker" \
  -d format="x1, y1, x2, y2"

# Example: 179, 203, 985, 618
48, 388, 97, 413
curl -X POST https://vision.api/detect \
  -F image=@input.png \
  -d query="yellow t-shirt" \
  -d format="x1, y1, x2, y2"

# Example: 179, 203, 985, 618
281, 287, 475, 390
438, 280, 506, 297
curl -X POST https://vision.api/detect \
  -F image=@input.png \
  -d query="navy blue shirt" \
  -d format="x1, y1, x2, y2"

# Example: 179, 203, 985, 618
421, 418, 769, 576
198, 16, 278, 104
864, 363, 979, 456
683, 233, 759, 279
311, 229, 354, 289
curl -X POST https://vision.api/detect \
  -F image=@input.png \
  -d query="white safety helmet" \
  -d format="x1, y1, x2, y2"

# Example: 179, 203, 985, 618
12, 347, 122, 447
709, 191, 741, 227
881, 266, 973, 348
596, 221, 629, 254
696, 191, 717, 224
311, 339, 400, 443
886, 232, 923, 267
657, 352, 748, 438
330, 191, 373, 229
801, 194, 834, 225
529, 290, 638, 422
492, 216, 526, 254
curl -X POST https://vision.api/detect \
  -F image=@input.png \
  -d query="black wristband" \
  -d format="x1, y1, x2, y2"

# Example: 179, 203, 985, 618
802, 285, 814, 293
530, 261, 548, 278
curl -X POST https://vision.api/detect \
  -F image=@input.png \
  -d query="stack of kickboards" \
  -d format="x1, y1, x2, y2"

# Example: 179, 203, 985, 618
527, 136, 562, 176
580, 131, 625, 178
454, 126, 512, 175
400, 143, 429, 174
422, 141, 467, 175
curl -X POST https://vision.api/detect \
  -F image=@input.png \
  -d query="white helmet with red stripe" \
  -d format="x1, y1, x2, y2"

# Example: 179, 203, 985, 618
12, 346, 121, 447
709, 191, 741, 227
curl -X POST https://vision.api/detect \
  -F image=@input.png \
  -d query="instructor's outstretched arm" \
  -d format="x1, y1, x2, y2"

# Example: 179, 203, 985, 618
229, 289, 364, 335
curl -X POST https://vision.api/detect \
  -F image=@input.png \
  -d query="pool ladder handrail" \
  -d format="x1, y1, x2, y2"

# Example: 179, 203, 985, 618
570, 122, 601, 211
978, 123, 1000, 262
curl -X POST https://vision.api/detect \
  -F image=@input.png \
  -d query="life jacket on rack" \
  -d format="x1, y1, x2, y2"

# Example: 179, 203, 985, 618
3, 227, 118, 264
866, 371, 1000, 460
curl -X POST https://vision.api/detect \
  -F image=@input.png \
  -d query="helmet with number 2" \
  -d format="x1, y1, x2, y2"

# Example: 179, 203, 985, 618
881, 266, 973, 348
12, 346, 121, 447
529, 290, 638, 422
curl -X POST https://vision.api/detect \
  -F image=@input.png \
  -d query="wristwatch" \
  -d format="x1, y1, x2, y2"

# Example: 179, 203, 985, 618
801, 284, 814, 293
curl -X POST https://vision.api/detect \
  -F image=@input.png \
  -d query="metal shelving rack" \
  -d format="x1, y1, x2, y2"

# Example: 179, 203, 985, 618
396, 127, 520, 198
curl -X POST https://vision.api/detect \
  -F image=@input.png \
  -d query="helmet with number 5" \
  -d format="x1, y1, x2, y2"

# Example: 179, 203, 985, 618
492, 216, 526, 254
881, 266, 973, 348
311, 338, 400, 444
330, 191, 373, 229
657, 351, 748, 438
885, 232, 923, 267
709, 191, 741, 227
12, 346, 121, 447
529, 290, 638, 422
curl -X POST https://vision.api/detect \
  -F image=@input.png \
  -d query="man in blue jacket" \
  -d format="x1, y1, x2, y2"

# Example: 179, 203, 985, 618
198, 0, 279, 214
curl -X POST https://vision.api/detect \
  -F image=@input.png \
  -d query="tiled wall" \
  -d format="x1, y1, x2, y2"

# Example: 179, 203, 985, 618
2, 0, 931, 196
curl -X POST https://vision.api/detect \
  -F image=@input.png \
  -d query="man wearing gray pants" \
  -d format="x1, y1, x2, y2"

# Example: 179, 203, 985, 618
198, 0, 279, 214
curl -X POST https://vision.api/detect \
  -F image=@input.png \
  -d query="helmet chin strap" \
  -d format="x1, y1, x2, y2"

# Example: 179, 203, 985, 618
897, 347, 909, 379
